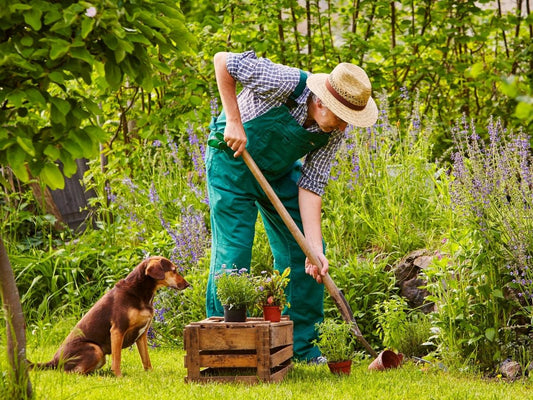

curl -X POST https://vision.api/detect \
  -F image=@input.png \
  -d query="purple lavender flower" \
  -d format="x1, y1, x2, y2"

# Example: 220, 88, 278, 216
122, 177, 137, 194
165, 131, 181, 165
158, 206, 210, 272
105, 184, 117, 203
210, 97, 219, 117
149, 182, 159, 204
186, 124, 203, 176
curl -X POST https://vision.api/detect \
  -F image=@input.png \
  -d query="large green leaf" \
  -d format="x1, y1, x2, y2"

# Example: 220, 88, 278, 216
43, 144, 60, 160
50, 104, 66, 126
81, 16, 95, 39
48, 71, 65, 84
24, 8, 42, 31
71, 131, 96, 158
6, 144, 29, 182
6, 90, 25, 107
102, 34, 119, 51
20, 36, 34, 47
9, 3, 32, 11
485, 327, 496, 342
70, 47, 95, 65
114, 46, 126, 64
60, 140, 83, 160
24, 88, 47, 108
49, 97, 71, 116
137, 10, 169, 31
49, 39, 71, 60
16, 136, 36, 156
82, 99, 102, 116
104, 61, 122, 88
84, 125, 108, 143
40, 162, 65, 190
43, 5, 62, 25
60, 152, 77, 178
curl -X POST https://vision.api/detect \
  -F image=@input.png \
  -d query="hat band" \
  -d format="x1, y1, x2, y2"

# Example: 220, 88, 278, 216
325, 80, 366, 111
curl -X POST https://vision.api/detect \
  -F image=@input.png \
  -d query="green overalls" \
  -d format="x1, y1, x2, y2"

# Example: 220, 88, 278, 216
205, 72, 329, 361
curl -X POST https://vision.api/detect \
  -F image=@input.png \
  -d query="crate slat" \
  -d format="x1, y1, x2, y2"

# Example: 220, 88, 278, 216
270, 345, 293, 368
199, 353, 258, 368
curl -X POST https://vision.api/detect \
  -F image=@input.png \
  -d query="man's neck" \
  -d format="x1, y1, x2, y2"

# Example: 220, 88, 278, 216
304, 95, 316, 128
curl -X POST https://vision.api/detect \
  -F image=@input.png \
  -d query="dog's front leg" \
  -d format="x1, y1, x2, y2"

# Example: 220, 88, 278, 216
135, 330, 153, 371
110, 326, 125, 377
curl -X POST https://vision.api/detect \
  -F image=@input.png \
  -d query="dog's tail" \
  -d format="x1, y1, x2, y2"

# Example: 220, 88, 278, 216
28, 359, 59, 371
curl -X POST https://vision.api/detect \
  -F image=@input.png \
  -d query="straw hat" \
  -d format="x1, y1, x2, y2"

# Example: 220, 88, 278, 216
306, 63, 378, 128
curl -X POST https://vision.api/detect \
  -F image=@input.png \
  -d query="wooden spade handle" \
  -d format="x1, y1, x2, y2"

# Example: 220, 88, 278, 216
241, 149, 377, 357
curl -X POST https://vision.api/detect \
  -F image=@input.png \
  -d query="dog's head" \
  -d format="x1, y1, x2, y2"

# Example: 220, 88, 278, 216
144, 256, 190, 290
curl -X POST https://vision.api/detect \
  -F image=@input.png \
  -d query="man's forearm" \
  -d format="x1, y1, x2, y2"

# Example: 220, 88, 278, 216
214, 52, 241, 124
298, 187, 323, 254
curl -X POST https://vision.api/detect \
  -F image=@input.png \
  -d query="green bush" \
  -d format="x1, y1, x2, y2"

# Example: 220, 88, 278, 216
374, 295, 433, 357
325, 254, 397, 350
313, 319, 358, 362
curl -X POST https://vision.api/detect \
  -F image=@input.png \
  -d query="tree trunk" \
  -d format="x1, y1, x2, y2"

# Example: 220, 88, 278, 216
0, 238, 32, 399
278, 10, 286, 65
306, 0, 312, 70
290, 0, 302, 69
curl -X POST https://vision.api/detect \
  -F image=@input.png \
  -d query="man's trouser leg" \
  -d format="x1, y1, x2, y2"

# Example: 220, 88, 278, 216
257, 166, 324, 361
205, 148, 258, 317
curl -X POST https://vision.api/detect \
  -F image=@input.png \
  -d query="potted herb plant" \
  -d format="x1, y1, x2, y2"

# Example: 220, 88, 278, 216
313, 319, 356, 375
216, 267, 258, 322
256, 267, 290, 322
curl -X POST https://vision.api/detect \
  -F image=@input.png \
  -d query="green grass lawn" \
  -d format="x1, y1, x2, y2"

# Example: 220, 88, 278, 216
19, 345, 532, 400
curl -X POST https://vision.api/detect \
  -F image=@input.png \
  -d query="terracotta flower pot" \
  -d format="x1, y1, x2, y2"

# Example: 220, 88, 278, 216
368, 350, 403, 371
262, 305, 282, 322
327, 359, 352, 375
223, 305, 247, 322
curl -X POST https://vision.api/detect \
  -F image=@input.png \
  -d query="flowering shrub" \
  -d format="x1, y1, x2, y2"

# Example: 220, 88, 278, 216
216, 267, 259, 310
256, 268, 290, 309
451, 117, 533, 311
424, 116, 533, 368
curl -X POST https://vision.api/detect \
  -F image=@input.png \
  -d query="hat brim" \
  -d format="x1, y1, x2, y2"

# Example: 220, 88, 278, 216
307, 73, 378, 128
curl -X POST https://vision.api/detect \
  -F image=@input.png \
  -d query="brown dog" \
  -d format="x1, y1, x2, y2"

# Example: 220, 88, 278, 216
33, 256, 189, 376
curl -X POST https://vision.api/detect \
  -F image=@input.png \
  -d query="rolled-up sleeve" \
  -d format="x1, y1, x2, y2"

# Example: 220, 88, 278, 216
226, 51, 257, 82
226, 51, 299, 102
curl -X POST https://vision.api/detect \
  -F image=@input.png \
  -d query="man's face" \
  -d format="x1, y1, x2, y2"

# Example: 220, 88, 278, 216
315, 100, 348, 133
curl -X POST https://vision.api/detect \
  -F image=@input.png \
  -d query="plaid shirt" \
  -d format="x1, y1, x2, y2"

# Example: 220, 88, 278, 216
226, 51, 344, 196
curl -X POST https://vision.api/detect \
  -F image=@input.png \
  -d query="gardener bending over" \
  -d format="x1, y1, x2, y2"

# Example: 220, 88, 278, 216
205, 50, 378, 362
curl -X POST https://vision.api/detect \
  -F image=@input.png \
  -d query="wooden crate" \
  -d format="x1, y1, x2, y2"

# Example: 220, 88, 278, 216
184, 316, 293, 384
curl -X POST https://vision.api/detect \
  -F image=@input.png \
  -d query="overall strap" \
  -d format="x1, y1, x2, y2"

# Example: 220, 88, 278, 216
285, 70, 308, 109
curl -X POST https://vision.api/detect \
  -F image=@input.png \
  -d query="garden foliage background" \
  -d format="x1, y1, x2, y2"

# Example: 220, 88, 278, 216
1, 0, 533, 378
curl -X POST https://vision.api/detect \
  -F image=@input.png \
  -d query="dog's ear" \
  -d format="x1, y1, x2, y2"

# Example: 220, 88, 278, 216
145, 258, 166, 280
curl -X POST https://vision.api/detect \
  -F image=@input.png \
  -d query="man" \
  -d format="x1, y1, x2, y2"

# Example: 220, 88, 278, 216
205, 50, 378, 361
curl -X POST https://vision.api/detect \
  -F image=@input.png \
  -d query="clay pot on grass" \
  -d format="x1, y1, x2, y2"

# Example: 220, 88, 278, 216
327, 359, 352, 375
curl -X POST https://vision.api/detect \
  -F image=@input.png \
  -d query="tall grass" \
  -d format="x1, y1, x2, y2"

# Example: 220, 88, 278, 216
324, 91, 451, 259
